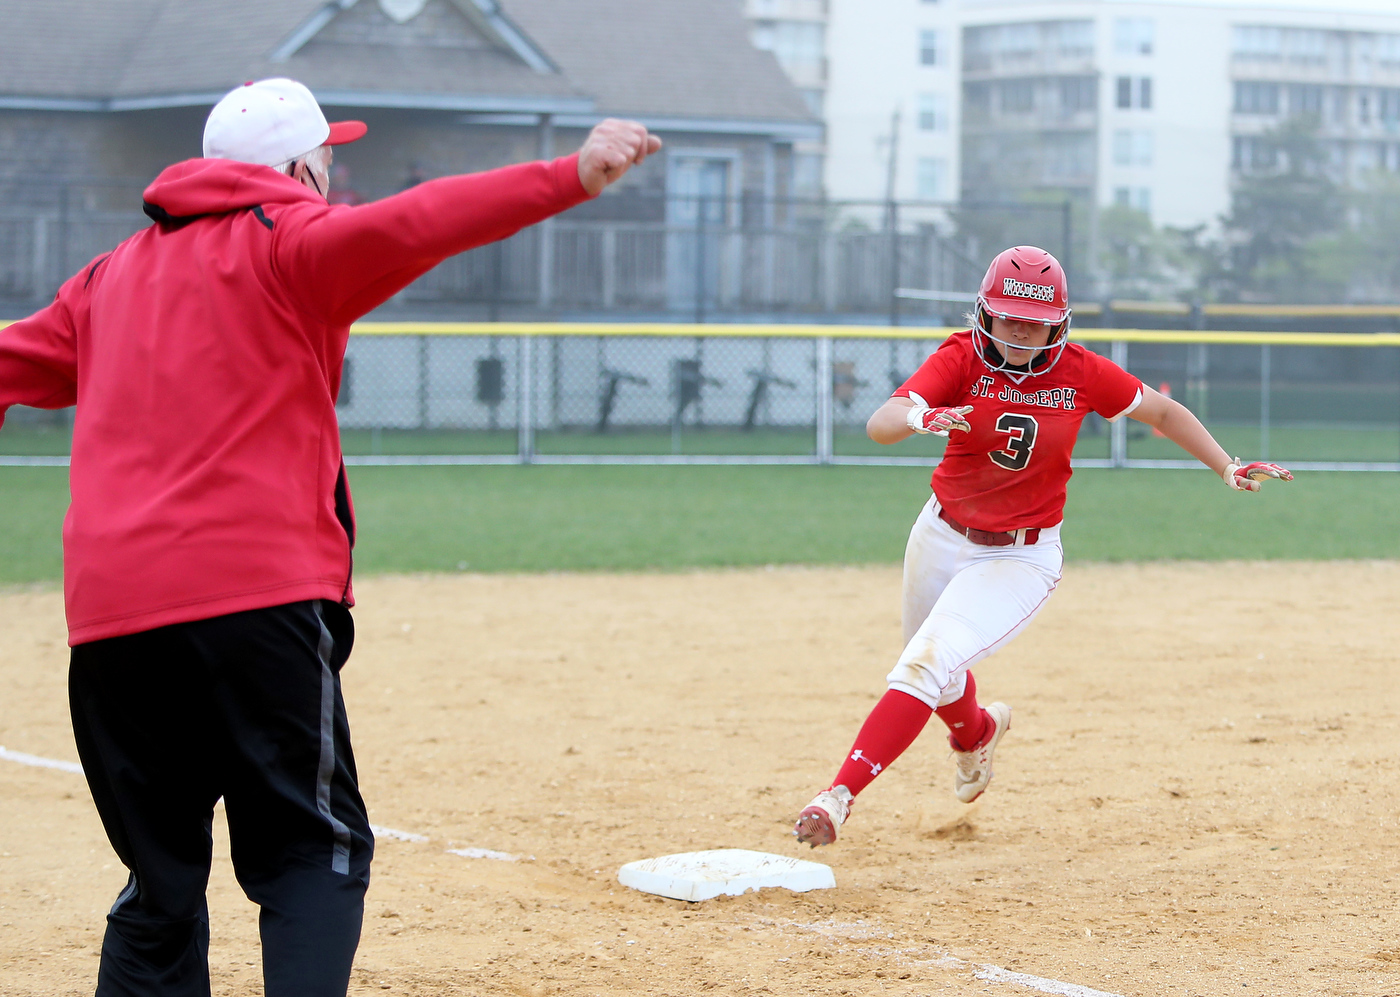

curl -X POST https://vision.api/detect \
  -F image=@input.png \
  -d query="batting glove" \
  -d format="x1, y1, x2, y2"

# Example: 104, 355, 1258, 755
1223, 458, 1293, 492
906, 395, 973, 437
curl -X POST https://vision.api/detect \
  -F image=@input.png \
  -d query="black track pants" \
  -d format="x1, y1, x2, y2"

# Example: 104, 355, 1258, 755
68, 600, 374, 997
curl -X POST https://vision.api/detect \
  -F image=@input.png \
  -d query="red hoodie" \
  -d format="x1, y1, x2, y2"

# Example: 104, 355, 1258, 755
0, 154, 591, 645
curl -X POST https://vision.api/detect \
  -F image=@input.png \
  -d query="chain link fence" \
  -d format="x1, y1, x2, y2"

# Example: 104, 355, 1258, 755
6, 326, 1393, 471
0, 180, 1064, 322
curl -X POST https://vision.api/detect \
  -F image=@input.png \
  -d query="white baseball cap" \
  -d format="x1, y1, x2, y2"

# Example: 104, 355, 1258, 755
202, 78, 367, 167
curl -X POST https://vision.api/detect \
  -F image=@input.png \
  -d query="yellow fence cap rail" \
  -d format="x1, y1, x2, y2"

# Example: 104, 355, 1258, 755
1203, 303, 1400, 318
2, 318, 1395, 348
348, 321, 1400, 347
1104, 300, 1194, 315
350, 321, 964, 339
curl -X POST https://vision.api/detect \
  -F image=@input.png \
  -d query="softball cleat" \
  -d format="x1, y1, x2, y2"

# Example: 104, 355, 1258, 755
793, 785, 854, 848
953, 701, 1011, 804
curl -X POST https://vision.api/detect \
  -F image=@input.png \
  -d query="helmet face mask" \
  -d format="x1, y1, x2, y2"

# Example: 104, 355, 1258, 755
971, 246, 1072, 379
972, 304, 1072, 378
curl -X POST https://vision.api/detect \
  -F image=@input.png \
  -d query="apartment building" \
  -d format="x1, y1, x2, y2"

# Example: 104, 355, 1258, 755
824, 0, 1400, 229
743, 0, 830, 197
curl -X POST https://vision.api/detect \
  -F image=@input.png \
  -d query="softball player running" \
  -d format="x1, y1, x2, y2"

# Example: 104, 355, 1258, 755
794, 245, 1291, 847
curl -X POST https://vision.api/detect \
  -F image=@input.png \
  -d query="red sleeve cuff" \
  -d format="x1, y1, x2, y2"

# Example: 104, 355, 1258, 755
551, 153, 594, 204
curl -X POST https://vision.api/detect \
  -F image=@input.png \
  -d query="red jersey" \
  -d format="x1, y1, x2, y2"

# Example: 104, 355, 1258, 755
894, 331, 1142, 531
0, 154, 591, 645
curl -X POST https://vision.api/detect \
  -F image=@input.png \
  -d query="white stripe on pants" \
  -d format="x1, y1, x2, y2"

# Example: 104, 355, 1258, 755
886, 496, 1064, 709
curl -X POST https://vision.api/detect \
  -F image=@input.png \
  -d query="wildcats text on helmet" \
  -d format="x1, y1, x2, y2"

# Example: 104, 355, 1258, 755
1001, 277, 1057, 303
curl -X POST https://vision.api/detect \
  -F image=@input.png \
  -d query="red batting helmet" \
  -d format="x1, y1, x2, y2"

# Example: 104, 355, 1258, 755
972, 246, 1072, 377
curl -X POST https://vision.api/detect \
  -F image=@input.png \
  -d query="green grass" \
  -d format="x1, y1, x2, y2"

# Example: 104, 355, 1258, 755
0, 424, 74, 455
0, 467, 69, 583
9, 420, 1400, 463
0, 465, 1395, 584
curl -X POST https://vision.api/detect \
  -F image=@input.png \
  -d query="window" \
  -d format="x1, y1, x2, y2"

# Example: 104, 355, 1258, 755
1236, 26, 1329, 64
1117, 77, 1152, 110
1289, 84, 1323, 118
1000, 23, 1037, 59
1042, 134, 1094, 182
920, 29, 942, 66
1234, 81, 1280, 115
800, 89, 824, 118
1135, 130, 1154, 166
1114, 18, 1154, 56
918, 93, 949, 132
752, 20, 825, 80
1053, 21, 1095, 59
1113, 129, 1153, 166
1333, 89, 1349, 125
1233, 135, 1279, 173
917, 158, 948, 200
1380, 34, 1400, 70
1113, 130, 1132, 166
1380, 89, 1400, 128
1360, 92, 1372, 126
962, 20, 1092, 70
1284, 28, 1327, 65
1233, 26, 1283, 60
1001, 79, 1035, 114
793, 153, 823, 198
1060, 77, 1096, 114
964, 81, 992, 116
1114, 186, 1152, 213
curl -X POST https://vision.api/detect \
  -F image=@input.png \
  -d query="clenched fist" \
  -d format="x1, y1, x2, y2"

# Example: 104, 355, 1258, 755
577, 119, 662, 196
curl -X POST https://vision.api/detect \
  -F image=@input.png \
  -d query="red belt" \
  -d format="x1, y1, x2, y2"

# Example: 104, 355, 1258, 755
938, 507, 1040, 547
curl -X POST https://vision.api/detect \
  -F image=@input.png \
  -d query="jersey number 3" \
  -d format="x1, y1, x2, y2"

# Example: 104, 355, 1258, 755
989, 413, 1039, 471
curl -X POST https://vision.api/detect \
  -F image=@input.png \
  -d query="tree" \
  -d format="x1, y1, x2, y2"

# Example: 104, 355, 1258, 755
1096, 204, 1193, 300
1215, 118, 1346, 302
1307, 172, 1400, 301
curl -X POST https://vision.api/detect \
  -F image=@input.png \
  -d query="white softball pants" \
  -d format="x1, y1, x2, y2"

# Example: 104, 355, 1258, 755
885, 495, 1064, 709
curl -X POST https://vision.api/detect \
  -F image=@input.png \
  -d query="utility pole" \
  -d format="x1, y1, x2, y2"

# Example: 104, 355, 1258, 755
885, 107, 901, 326
883, 106, 901, 210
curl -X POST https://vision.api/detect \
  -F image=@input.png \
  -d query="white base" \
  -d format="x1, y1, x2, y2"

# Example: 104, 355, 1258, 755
617, 848, 835, 902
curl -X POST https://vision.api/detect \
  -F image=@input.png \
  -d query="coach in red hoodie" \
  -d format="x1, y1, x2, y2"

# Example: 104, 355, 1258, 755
0, 78, 659, 997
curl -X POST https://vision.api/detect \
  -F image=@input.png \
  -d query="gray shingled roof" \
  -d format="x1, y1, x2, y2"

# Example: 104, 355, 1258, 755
0, 0, 160, 100
0, 0, 815, 127
505, 0, 813, 122
115, 0, 586, 107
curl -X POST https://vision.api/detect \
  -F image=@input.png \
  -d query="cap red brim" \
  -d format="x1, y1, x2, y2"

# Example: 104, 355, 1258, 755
985, 298, 1068, 324
326, 120, 368, 145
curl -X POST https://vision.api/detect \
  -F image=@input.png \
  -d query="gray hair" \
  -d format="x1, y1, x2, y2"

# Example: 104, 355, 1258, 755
276, 144, 331, 175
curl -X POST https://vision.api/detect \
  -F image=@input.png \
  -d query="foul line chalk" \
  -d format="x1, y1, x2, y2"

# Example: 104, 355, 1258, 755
1, 748, 433, 848
0, 746, 1121, 996
371, 824, 429, 844
0, 745, 84, 774
974, 963, 1124, 997
446, 847, 527, 862
787, 918, 1127, 997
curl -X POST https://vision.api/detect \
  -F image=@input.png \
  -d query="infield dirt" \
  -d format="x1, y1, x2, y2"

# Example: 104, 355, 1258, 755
2, 562, 1399, 997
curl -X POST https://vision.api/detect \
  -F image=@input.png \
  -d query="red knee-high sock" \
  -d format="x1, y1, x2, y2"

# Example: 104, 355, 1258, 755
934, 671, 990, 751
829, 689, 933, 797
